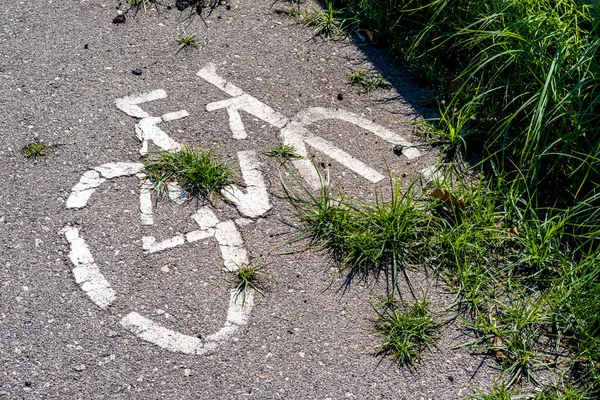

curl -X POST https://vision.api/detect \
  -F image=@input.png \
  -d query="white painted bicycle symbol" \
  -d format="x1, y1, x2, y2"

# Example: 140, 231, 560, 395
62, 63, 421, 355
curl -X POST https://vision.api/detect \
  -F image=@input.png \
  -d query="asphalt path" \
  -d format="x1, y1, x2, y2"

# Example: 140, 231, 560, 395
0, 1, 494, 398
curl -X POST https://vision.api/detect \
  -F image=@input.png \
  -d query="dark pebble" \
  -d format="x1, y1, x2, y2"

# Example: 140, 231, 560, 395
337, 93, 343, 101
83, 44, 88, 49
226, 4, 231, 10
393, 145, 403, 156
132, 69, 143, 76
176, 0, 191, 11
112, 14, 126, 24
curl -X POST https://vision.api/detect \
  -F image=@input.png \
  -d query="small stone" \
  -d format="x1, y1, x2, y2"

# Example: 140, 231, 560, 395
184, 368, 192, 377
226, 4, 231, 10
176, 0, 191, 11
83, 44, 89, 49
112, 15, 126, 24
393, 145, 403, 156
132, 69, 143, 76
107, 330, 119, 338
161, 264, 170, 273
337, 93, 344, 101
74, 364, 86, 372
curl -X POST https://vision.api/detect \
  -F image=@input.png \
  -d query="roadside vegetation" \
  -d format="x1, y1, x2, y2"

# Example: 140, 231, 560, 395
283, 0, 600, 396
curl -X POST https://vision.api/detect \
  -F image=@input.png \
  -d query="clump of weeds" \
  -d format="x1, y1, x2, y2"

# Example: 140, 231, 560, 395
175, 32, 204, 52
285, 171, 436, 296
22, 142, 48, 163
373, 297, 441, 367
143, 145, 232, 202
301, 1, 358, 39
347, 70, 391, 94
469, 380, 525, 399
231, 264, 268, 305
264, 143, 303, 164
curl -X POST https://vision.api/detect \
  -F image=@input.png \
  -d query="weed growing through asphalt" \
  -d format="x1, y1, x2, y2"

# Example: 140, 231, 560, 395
232, 264, 266, 305
175, 32, 203, 52
264, 143, 303, 163
285, 172, 436, 295
143, 146, 232, 202
301, 1, 357, 39
22, 142, 47, 162
373, 297, 440, 367
273, 6, 300, 18
347, 70, 391, 94
127, 0, 158, 13
469, 380, 522, 400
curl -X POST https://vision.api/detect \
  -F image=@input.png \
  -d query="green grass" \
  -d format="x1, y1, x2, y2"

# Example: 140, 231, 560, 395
373, 297, 440, 366
284, 167, 600, 393
302, 1, 358, 38
285, 173, 436, 295
231, 264, 266, 305
347, 70, 391, 94
469, 380, 528, 399
143, 146, 232, 202
264, 143, 303, 163
175, 32, 203, 52
22, 142, 47, 162
282, 0, 600, 393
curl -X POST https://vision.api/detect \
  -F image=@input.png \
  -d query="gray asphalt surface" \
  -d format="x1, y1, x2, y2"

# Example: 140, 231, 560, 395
1, 1, 495, 398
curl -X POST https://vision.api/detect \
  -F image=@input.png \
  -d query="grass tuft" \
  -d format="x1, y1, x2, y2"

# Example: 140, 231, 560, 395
469, 380, 524, 400
231, 264, 266, 305
22, 142, 47, 162
373, 298, 440, 367
264, 143, 303, 163
175, 32, 203, 52
143, 146, 232, 202
302, 1, 357, 38
347, 70, 391, 94
286, 172, 436, 296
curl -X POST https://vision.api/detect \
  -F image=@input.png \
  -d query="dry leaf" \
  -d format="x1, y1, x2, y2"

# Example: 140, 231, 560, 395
507, 226, 519, 236
488, 336, 506, 361
429, 188, 465, 208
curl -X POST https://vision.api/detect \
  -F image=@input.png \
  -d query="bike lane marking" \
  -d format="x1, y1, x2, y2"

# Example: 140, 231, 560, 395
221, 150, 271, 218
198, 63, 421, 189
63, 163, 256, 354
61, 226, 116, 309
62, 64, 428, 355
